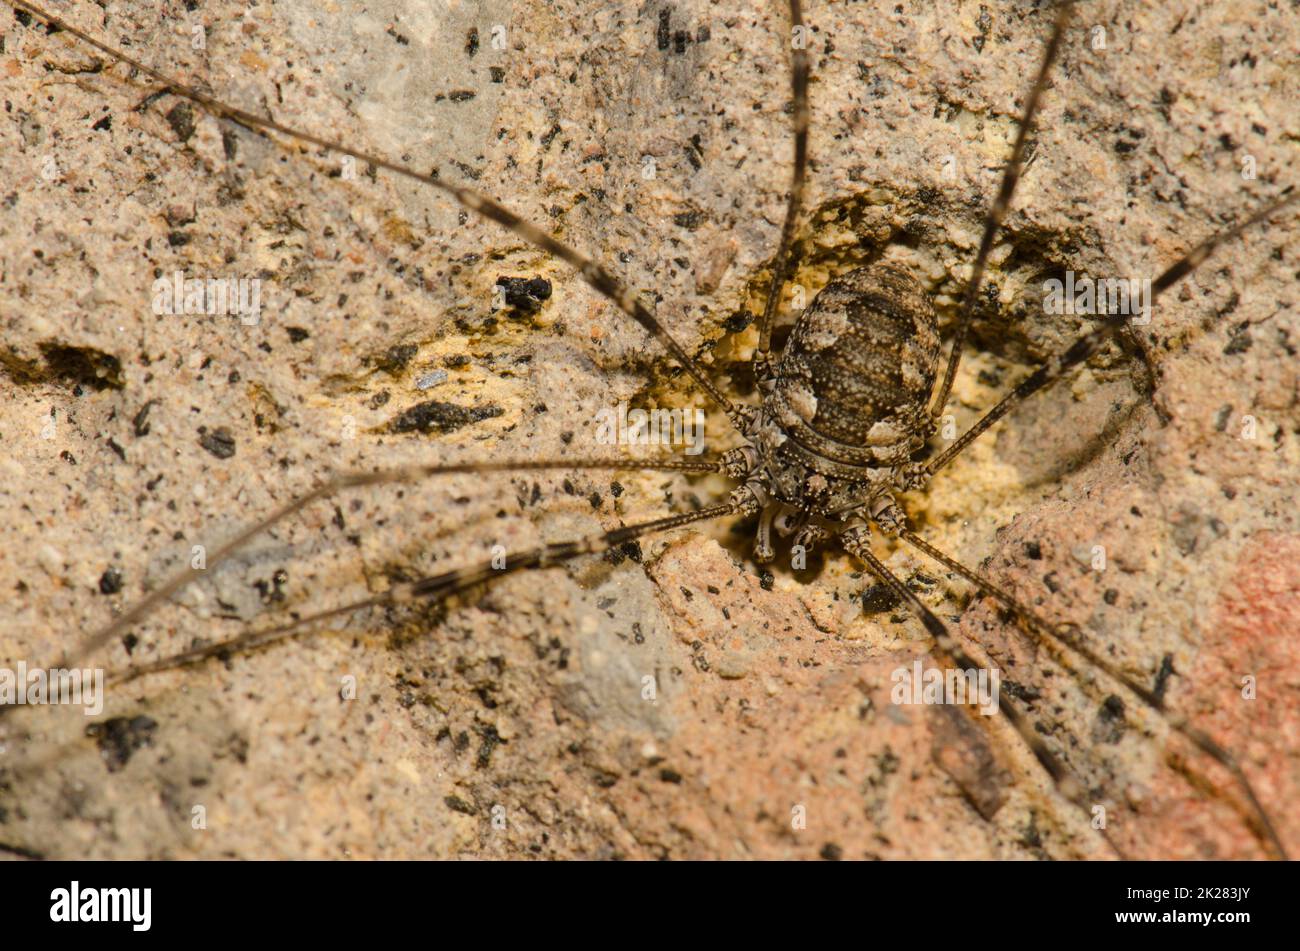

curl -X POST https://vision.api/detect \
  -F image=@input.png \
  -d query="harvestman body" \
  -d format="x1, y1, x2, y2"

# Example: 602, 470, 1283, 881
731, 263, 939, 555
2, 0, 1297, 859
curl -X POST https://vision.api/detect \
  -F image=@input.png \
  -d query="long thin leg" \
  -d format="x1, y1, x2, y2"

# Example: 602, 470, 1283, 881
48, 457, 721, 674
897, 526, 1289, 860
925, 188, 1299, 478
106, 501, 739, 686
840, 526, 1117, 856
753, 0, 809, 369
928, 4, 1072, 418
0, 501, 737, 807
6, 0, 742, 424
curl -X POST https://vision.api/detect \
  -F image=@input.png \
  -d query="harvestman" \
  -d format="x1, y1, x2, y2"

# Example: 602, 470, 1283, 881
2, 0, 1296, 858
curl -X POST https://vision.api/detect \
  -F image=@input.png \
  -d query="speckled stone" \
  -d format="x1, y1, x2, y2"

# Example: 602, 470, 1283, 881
0, 0, 1296, 860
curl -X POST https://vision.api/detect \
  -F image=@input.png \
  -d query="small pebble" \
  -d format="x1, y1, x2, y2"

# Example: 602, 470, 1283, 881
38, 544, 65, 576
1070, 544, 1099, 567
415, 369, 448, 390
716, 651, 751, 680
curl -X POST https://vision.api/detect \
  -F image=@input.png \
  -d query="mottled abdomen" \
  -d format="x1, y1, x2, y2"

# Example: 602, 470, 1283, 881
769, 262, 940, 466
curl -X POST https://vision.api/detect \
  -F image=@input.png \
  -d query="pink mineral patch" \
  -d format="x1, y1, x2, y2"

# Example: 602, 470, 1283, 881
1135, 532, 1300, 859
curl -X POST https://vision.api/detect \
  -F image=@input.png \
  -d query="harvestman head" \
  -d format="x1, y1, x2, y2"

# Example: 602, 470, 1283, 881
1, 0, 1296, 859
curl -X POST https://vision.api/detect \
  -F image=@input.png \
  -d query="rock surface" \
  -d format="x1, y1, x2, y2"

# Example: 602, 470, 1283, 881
0, 0, 1296, 859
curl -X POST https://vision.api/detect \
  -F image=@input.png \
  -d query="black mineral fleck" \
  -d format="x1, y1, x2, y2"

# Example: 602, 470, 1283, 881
389, 400, 503, 435
85, 716, 157, 772
198, 426, 236, 459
